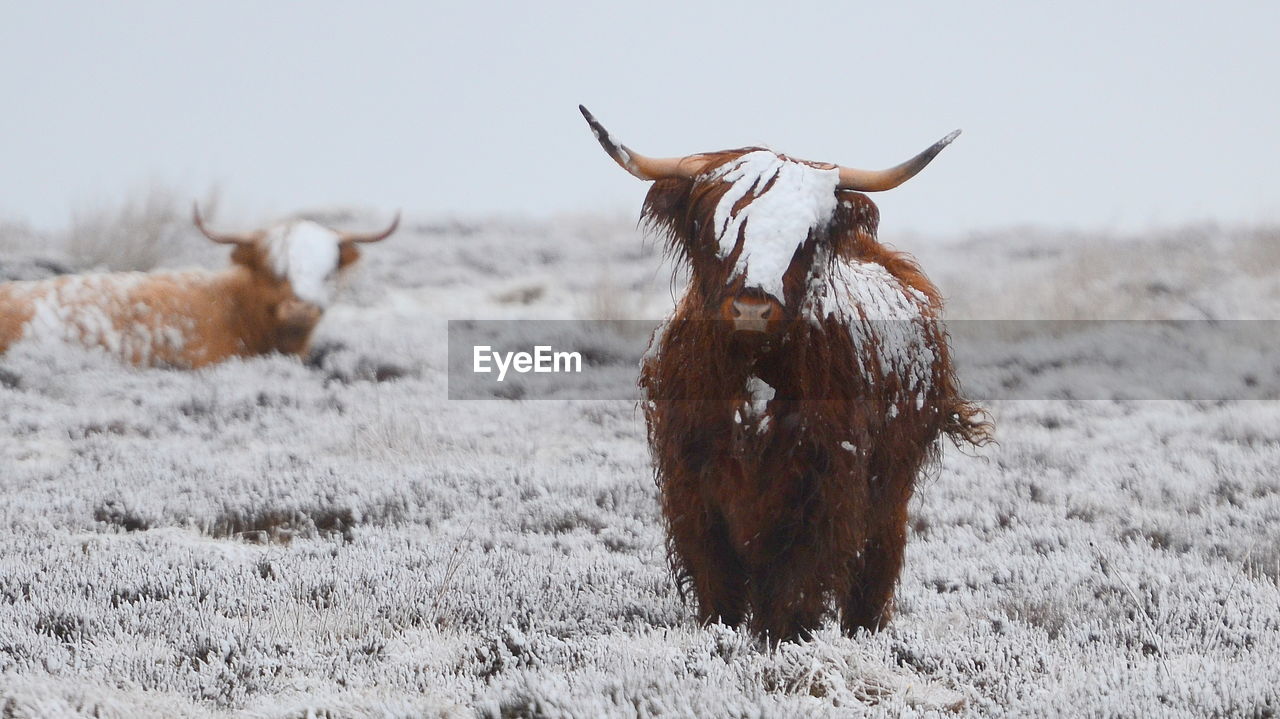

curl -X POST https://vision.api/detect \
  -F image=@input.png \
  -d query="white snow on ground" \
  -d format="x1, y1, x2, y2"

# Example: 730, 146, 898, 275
0, 216, 1278, 717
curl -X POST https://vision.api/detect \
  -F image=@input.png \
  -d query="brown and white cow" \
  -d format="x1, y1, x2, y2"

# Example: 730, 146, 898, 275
0, 208, 397, 368
582, 105, 991, 642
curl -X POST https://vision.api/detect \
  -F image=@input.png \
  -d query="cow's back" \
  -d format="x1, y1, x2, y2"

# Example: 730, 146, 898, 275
0, 271, 225, 366
0, 281, 38, 354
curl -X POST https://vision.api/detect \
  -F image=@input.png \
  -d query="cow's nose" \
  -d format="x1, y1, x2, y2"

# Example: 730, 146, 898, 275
724, 296, 780, 333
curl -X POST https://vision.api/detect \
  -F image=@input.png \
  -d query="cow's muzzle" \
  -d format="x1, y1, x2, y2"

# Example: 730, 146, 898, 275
721, 295, 782, 334
277, 298, 324, 331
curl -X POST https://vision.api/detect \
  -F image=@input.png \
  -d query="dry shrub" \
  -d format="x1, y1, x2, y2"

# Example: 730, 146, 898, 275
62, 186, 222, 272
0, 221, 39, 254
1233, 225, 1280, 279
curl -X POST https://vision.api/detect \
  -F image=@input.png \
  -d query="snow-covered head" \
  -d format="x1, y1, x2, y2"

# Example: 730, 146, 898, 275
579, 105, 958, 334
193, 207, 399, 307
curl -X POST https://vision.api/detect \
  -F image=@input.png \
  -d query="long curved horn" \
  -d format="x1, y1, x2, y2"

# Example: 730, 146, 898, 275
579, 105, 708, 181
836, 130, 961, 192
192, 203, 262, 245
339, 212, 400, 244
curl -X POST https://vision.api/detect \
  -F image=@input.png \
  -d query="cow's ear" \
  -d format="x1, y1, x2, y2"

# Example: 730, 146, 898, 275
229, 244, 264, 271
337, 242, 361, 269
832, 191, 880, 257
641, 177, 702, 259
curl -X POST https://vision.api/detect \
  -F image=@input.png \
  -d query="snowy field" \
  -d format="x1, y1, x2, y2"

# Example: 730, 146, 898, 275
1, 209, 1278, 717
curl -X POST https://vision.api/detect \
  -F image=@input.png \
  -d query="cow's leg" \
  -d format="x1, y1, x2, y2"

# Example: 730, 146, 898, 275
657, 417, 749, 628
666, 505, 747, 628
742, 514, 829, 644
841, 523, 907, 634
739, 447, 834, 644
745, 544, 827, 644
842, 450, 915, 635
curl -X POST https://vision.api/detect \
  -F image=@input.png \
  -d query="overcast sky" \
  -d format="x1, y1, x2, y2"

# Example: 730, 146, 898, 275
1, 1, 1277, 237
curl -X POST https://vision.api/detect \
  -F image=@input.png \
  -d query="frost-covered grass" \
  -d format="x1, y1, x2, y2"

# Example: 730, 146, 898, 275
1, 215, 1278, 717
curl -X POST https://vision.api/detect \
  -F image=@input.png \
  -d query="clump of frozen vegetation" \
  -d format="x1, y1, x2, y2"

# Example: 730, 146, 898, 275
60, 187, 228, 273
1, 210, 1278, 717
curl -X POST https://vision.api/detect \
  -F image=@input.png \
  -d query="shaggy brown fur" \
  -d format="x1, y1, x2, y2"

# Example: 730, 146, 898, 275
639, 150, 990, 642
0, 234, 364, 368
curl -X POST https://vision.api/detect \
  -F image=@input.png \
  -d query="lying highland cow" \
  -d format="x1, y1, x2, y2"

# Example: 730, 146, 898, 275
581, 105, 990, 642
0, 208, 397, 368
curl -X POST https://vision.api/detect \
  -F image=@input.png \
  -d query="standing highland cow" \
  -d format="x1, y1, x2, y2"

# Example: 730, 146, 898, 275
581, 106, 990, 642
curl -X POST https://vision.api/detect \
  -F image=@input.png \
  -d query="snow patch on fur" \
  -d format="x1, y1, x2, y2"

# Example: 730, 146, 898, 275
264, 221, 342, 307
710, 152, 839, 304
17, 273, 190, 365
803, 254, 936, 397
